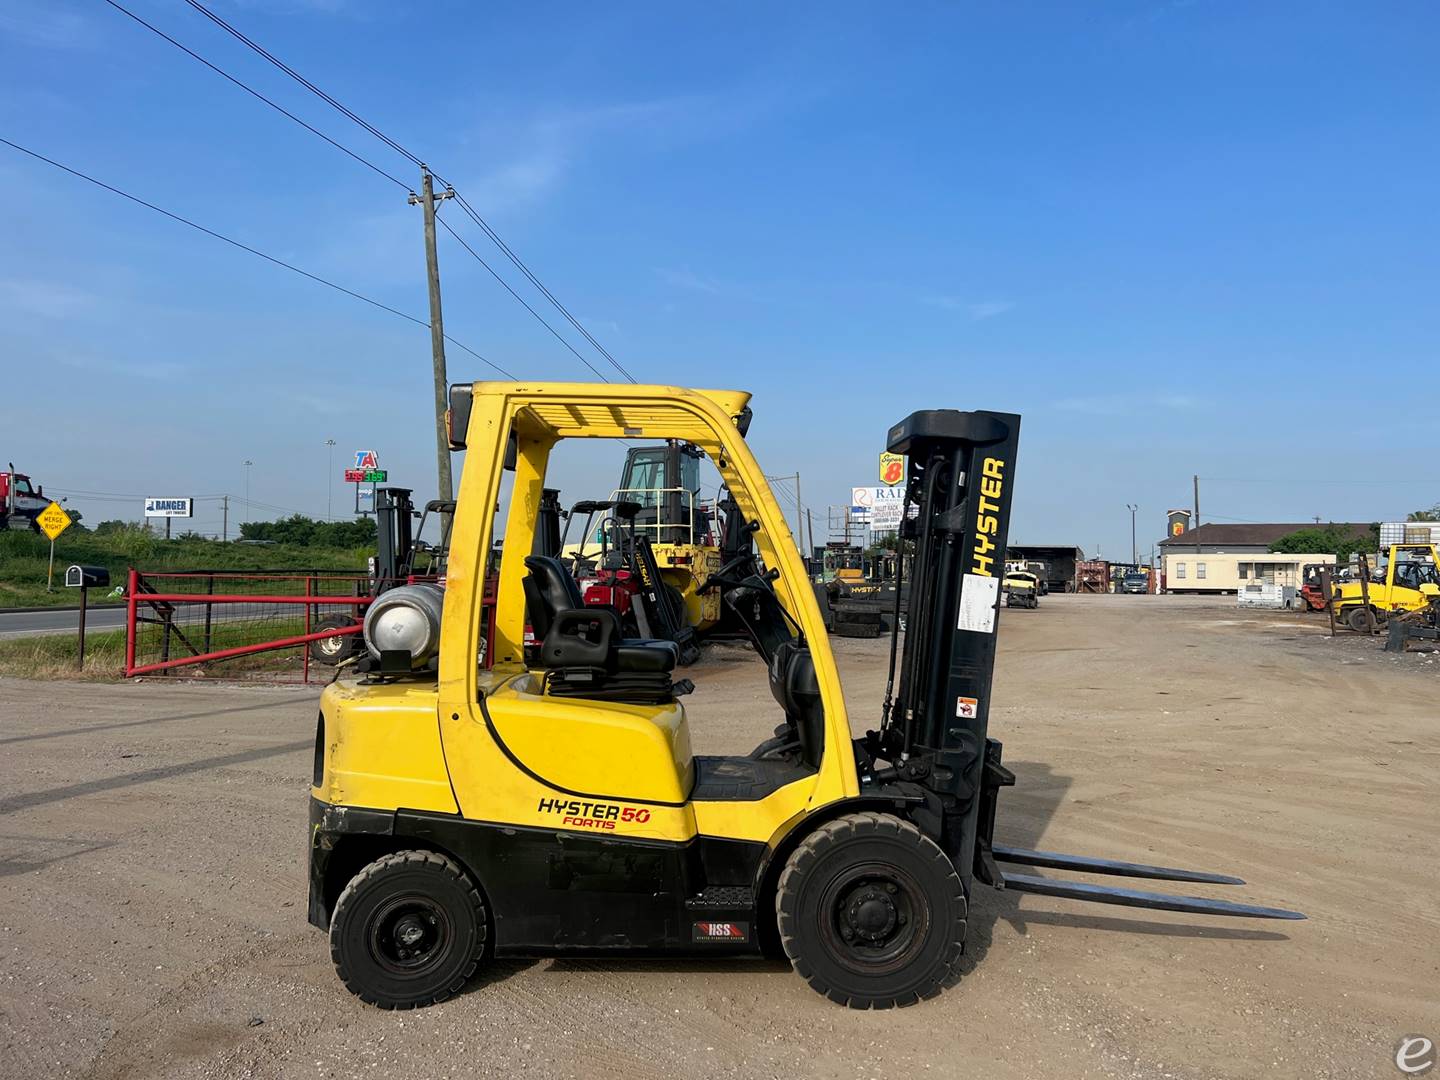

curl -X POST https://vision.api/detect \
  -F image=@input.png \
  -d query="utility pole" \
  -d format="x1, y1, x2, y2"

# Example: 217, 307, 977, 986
326, 438, 336, 521
791, 472, 803, 550
221, 495, 229, 542
1193, 474, 1201, 555
409, 167, 456, 507
243, 460, 253, 529
1126, 503, 1138, 567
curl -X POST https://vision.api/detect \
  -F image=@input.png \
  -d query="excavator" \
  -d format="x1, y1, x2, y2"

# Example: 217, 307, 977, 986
306, 382, 1303, 1011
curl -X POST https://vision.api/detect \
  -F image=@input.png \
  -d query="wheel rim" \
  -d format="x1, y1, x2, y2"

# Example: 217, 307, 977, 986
817, 861, 930, 975
316, 634, 344, 658
366, 893, 453, 975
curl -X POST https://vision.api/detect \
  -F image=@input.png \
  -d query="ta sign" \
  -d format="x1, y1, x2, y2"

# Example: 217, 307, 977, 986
355, 450, 379, 470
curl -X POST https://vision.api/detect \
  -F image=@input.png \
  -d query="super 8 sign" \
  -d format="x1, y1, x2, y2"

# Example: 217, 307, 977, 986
879, 452, 904, 486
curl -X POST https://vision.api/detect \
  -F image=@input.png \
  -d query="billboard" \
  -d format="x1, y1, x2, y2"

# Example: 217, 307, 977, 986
144, 497, 193, 518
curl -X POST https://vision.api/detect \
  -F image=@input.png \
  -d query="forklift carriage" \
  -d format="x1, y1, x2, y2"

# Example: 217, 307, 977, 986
308, 382, 1302, 1010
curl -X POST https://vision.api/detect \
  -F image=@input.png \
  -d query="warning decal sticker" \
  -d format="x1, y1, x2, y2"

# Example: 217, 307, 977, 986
956, 573, 1000, 633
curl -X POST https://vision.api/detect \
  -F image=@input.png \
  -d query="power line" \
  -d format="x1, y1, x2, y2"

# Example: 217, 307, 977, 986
449, 193, 635, 382
0, 137, 513, 377
100, 0, 409, 190
181, 0, 421, 167
176, 0, 630, 381
436, 213, 610, 382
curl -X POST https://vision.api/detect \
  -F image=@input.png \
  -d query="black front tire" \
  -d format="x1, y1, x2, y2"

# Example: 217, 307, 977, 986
776, 812, 967, 1008
330, 850, 487, 1009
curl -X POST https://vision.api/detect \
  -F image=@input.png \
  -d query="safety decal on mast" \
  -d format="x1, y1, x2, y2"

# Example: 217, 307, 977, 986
956, 573, 999, 633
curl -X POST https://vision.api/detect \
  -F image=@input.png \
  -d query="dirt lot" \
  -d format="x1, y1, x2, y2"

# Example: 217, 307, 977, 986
0, 594, 1435, 1080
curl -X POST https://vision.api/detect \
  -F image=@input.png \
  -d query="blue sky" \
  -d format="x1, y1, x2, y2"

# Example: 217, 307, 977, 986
1, 0, 1436, 556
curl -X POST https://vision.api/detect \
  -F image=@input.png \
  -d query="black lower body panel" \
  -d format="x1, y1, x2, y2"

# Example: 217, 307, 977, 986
307, 798, 769, 955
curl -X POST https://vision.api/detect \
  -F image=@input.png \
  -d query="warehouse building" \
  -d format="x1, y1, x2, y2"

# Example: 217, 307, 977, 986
1007, 545, 1085, 593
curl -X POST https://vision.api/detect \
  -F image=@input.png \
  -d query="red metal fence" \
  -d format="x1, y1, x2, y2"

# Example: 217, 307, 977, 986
125, 569, 373, 682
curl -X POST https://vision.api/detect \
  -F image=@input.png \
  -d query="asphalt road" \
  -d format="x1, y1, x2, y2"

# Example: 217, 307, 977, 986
0, 605, 129, 640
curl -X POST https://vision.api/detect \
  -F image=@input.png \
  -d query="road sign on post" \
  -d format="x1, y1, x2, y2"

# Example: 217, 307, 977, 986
37, 501, 72, 541
37, 501, 73, 592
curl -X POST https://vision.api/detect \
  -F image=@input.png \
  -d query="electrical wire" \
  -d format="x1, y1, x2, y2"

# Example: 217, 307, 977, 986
100, 0, 409, 190
449, 192, 636, 382
436, 214, 610, 382
176, 0, 632, 381
0, 137, 513, 377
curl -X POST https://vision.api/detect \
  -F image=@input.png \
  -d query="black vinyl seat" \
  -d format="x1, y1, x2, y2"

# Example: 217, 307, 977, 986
768, 640, 824, 769
524, 556, 688, 703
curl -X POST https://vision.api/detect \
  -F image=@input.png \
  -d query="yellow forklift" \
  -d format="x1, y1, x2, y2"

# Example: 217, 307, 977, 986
308, 382, 1302, 1010
1329, 543, 1440, 632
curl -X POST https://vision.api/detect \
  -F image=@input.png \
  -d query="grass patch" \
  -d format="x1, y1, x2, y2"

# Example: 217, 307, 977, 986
0, 529, 370, 609
0, 628, 129, 680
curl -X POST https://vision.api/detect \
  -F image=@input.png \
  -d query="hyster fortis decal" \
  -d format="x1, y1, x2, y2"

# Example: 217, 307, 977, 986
536, 797, 652, 832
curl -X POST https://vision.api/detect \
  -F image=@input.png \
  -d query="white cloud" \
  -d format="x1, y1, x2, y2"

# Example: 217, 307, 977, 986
0, 5, 94, 49
656, 266, 721, 295
924, 296, 1017, 321
0, 278, 98, 319
1051, 393, 1204, 416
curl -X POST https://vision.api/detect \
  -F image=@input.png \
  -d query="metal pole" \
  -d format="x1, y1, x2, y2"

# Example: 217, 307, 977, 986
77, 586, 87, 670
410, 168, 455, 507
1358, 553, 1375, 634
47, 538, 55, 592
221, 495, 228, 542
244, 460, 253, 528
1126, 504, 1138, 568
326, 438, 336, 521
792, 472, 803, 547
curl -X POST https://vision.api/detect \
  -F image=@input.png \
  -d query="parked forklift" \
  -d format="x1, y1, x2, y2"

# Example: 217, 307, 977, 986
1329, 543, 1440, 632
307, 382, 1302, 1012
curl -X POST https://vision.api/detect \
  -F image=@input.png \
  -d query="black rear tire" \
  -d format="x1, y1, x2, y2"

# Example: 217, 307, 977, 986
776, 812, 966, 1008
1345, 606, 1375, 633
330, 850, 487, 1009
309, 615, 361, 664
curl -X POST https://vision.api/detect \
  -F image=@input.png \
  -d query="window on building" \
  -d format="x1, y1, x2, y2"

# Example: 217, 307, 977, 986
1239, 564, 1249, 579
1197, 562, 1207, 580
1176, 562, 1186, 579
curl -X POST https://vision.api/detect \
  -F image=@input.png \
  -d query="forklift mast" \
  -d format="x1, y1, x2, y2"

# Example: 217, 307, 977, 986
373, 487, 415, 594
877, 409, 1020, 876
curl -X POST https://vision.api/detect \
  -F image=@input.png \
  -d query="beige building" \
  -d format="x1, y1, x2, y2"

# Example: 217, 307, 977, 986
1163, 552, 1326, 593
1158, 521, 1368, 594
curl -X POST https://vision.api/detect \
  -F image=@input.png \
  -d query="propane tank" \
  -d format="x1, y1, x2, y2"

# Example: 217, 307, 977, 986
362, 583, 445, 668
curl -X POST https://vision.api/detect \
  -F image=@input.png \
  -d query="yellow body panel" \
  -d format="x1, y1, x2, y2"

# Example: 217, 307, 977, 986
316, 383, 858, 856
485, 674, 694, 804
655, 543, 723, 629
1332, 544, 1440, 616
314, 680, 457, 815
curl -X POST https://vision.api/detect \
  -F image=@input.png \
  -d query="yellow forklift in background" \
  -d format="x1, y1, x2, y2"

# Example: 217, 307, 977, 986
1330, 543, 1440, 631
307, 382, 1302, 1011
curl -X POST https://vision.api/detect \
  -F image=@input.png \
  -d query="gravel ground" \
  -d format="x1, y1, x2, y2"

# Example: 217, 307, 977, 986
0, 593, 1435, 1080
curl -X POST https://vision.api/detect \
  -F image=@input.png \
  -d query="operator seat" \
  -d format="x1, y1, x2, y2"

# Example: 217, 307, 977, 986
768, 640, 824, 769
523, 556, 688, 703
